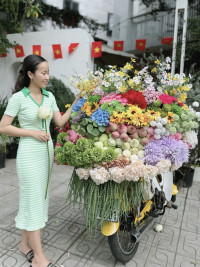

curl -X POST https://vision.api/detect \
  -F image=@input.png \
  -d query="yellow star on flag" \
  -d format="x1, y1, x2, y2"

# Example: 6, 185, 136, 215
55, 49, 60, 55
139, 42, 143, 46
117, 44, 121, 47
94, 47, 100, 53
16, 49, 21, 53
34, 50, 39, 55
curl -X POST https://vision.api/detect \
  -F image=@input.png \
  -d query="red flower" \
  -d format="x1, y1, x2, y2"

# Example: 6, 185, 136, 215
159, 94, 178, 104
122, 90, 147, 109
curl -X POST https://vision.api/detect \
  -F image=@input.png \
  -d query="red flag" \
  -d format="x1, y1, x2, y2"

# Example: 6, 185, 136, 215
114, 40, 124, 51
161, 37, 173, 45
14, 45, 25, 58
91, 41, 102, 58
52, 44, 62, 58
33, 45, 41, 56
68, 43, 79, 54
0, 52, 7, 57
136, 39, 146, 51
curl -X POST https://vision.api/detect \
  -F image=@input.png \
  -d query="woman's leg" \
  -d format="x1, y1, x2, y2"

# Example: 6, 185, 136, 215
19, 230, 32, 254
28, 229, 50, 267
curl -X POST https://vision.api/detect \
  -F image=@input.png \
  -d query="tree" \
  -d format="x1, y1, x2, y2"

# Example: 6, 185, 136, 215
0, 0, 107, 56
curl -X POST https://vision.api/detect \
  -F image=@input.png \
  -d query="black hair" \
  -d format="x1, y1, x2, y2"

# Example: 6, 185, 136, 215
14, 55, 47, 93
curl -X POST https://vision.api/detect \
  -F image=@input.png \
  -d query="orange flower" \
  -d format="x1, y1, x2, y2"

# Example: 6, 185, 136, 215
166, 112, 174, 123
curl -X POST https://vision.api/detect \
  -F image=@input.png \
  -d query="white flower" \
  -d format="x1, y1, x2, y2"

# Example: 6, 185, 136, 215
89, 167, 110, 185
188, 84, 192, 89
38, 106, 51, 119
192, 101, 199, 108
104, 82, 111, 87
183, 130, 198, 149
76, 168, 91, 180
165, 64, 170, 70
166, 57, 171, 63
156, 159, 171, 174
173, 81, 179, 86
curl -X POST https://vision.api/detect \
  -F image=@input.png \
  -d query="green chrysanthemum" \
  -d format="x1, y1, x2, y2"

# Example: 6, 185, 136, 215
57, 132, 69, 145
102, 148, 117, 162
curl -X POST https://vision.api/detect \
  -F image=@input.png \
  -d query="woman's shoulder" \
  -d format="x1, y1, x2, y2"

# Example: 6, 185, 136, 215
9, 91, 23, 101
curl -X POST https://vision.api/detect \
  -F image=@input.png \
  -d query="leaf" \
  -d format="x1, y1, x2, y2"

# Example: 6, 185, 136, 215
87, 124, 93, 133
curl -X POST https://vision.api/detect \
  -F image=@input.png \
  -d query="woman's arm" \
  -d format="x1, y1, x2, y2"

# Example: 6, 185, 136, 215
53, 93, 81, 127
0, 115, 49, 142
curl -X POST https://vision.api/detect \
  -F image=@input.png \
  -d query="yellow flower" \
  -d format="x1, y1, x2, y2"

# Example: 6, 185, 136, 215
134, 70, 139, 74
65, 104, 71, 109
166, 112, 174, 123
145, 110, 161, 121
81, 102, 99, 116
118, 71, 125, 77
124, 63, 133, 70
181, 86, 190, 92
131, 58, 136, 63
154, 59, 161, 64
182, 104, 188, 110
170, 88, 176, 95
128, 79, 135, 88
151, 67, 157, 73
178, 93, 187, 102
126, 106, 142, 120
119, 85, 127, 93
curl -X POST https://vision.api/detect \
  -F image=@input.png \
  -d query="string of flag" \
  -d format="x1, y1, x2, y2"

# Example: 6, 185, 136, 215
0, 37, 173, 58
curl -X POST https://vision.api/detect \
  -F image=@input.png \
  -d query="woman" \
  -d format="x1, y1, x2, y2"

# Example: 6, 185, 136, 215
0, 55, 80, 267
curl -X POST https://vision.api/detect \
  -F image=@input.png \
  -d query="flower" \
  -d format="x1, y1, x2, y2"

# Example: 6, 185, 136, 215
183, 130, 198, 148
122, 90, 147, 109
91, 108, 110, 126
144, 136, 189, 166
37, 106, 51, 119
159, 94, 178, 105
76, 168, 91, 180
72, 98, 87, 112
89, 167, 110, 185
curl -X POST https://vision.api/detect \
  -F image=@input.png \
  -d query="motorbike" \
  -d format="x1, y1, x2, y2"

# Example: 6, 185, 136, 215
101, 171, 179, 263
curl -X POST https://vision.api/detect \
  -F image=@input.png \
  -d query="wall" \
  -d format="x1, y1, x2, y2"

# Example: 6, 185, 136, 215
0, 28, 94, 99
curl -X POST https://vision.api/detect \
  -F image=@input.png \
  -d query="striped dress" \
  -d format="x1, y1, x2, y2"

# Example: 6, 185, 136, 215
4, 87, 59, 231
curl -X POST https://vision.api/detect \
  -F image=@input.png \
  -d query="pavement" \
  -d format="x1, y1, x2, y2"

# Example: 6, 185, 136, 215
0, 158, 200, 267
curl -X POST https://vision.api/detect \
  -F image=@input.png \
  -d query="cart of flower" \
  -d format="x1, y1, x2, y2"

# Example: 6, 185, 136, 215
54, 58, 199, 234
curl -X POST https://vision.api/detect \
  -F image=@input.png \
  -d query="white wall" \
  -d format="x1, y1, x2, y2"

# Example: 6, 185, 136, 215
0, 28, 94, 99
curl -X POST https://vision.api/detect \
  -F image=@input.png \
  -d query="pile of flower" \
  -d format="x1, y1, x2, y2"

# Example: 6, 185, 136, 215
55, 58, 199, 233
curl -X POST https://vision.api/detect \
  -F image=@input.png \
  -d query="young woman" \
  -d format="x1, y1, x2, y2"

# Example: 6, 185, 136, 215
0, 55, 80, 267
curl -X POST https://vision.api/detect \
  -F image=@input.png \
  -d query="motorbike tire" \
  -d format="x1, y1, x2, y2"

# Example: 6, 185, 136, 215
108, 231, 139, 263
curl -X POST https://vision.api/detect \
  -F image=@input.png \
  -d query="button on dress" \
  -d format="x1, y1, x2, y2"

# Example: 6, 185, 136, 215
4, 87, 59, 231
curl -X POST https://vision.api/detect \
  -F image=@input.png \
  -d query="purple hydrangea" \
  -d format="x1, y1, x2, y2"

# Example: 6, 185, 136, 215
72, 98, 87, 112
91, 108, 110, 126
144, 136, 189, 166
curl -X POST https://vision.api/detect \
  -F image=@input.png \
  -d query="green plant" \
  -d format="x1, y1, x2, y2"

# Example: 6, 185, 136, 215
46, 77, 75, 144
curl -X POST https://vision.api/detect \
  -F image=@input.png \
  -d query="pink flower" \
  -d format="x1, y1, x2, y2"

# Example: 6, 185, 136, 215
99, 93, 128, 105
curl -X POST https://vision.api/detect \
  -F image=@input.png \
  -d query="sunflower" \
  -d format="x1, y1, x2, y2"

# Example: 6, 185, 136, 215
166, 112, 174, 123
126, 105, 142, 120
145, 110, 161, 121
131, 113, 144, 126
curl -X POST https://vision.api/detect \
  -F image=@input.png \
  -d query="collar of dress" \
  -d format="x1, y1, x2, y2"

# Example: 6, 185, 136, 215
21, 87, 49, 97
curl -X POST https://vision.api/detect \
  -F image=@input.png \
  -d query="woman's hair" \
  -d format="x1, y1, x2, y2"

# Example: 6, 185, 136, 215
14, 55, 47, 93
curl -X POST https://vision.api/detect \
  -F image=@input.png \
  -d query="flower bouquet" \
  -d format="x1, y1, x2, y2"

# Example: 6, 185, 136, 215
55, 58, 199, 234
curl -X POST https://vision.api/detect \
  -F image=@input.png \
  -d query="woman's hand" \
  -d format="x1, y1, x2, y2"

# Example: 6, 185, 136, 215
33, 130, 50, 142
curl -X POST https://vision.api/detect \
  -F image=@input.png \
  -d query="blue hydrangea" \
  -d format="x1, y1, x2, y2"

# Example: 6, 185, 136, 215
72, 98, 87, 112
91, 108, 110, 126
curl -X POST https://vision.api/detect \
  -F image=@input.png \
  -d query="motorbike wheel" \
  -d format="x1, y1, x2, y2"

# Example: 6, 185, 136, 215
108, 228, 139, 263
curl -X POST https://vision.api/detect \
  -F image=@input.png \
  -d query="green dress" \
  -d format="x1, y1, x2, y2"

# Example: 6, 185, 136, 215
4, 87, 59, 231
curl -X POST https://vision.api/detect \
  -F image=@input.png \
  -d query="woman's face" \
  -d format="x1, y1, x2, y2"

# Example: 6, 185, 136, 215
29, 61, 49, 88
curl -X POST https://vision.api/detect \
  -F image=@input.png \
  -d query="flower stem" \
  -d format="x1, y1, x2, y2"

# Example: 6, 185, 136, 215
44, 119, 50, 199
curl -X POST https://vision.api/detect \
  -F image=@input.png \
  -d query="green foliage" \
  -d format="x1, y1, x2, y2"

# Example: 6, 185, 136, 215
67, 169, 142, 236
